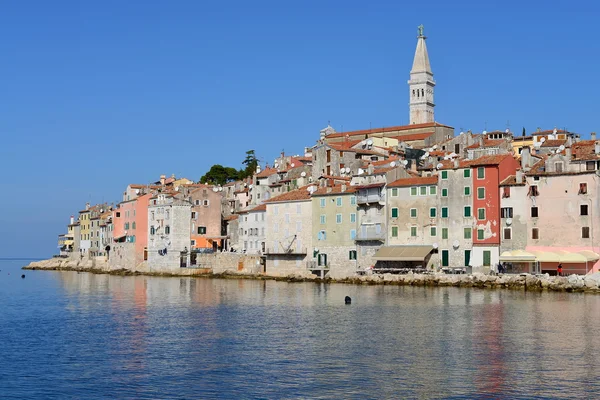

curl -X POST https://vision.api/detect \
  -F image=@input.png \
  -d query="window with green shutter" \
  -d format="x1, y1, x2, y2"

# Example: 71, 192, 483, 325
464, 250, 471, 266
391, 208, 399, 218
464, 206, 471, 217
349, 250, 357, 260
441, 207, 448, 218
464, 186, 471, 196
410, 208, 417, 218
477, 187, 485, 199
429, 186, 437, 195
442, 228, 448, 239
391, 188, 398, 197
430, 226, 437, 236
420, 186, 427, 196
477, 229, 484, 240
442, 188, 448, 197
441, 171, 448, 180
410, 187, 417, 196
391, 226, 398, 237
483, 250, 491, 266
464, 169, 471, 178
478, 208, 486, 220
464, 227, 472, 239
430, 208, 436, 218
477, 167, 485, 179
442, 250, 449, 266
410, 226, 417, 237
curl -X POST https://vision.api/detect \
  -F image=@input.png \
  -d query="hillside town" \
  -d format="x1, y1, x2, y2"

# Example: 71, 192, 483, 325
56, 26, 600, 278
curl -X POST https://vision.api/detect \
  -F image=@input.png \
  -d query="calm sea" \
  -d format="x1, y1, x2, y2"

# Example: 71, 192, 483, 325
1, 259, 599, 399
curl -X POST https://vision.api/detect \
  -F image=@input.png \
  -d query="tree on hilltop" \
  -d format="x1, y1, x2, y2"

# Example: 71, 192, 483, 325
199, 165, 239, 185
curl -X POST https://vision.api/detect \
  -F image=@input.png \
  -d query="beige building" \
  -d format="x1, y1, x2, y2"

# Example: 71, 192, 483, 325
311, 184, 358, 278
264, 186, 313, 275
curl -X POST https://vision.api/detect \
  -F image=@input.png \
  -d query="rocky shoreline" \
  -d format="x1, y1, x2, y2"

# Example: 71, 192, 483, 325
23, 258, 600, 293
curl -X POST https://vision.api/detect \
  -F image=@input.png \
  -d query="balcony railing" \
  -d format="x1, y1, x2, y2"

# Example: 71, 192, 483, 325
357, 194, 384, 205
355, 227, 386, 241
264, 247, 307, 255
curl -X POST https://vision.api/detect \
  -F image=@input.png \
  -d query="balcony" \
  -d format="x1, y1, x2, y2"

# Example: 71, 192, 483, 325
357, 194, 384, 205
355, 225, 386, 241
264, 247, 307, 255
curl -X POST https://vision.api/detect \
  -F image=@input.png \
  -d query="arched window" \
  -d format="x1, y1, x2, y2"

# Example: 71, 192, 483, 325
165, 226, 170, 234
150, 226, 155, 235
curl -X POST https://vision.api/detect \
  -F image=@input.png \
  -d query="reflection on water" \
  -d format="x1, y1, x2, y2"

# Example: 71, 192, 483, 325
1, 259, 600, 398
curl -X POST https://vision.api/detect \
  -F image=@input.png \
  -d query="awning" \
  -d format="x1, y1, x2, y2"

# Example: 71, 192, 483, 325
372, 246, 432, 261
577, 250, 600, 262
529, 250, 561, 263
499, 250, 536, 262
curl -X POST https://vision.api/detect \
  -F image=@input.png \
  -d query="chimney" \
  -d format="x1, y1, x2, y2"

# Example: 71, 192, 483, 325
591, 132, 597, 141
367, 164, 374, 175
341, 184, 347, 193
515, 169, 523, 184
160, 175, 166, 185
70, 215, 74, 225
478, 134, 484, 147
453, 159, 459, 168
566, 146, 572, 159
410, 160, 417, 172
521, 146, 531, 171
85, 202, 90, 210
326, 187, 332, 193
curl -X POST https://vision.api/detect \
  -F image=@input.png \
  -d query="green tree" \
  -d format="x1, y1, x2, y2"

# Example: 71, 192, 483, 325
240, 150, 259, 179
199, 165, 239, 185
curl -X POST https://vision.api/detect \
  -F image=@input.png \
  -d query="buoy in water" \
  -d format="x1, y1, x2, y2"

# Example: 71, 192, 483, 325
345, 296, 351, 305
21, 274, 25, 279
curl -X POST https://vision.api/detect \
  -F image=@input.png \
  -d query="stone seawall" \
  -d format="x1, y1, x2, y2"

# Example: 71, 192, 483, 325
23, 257, 600, 293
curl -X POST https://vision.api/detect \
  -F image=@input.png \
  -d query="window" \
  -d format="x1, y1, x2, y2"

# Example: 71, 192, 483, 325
483, 250, 491, 267
477, 167, 485, 179
350, 213, 356, 223
410, 187, 417, 196
442, 188, 448, 197
391, 208, 399, 218
531, 207, 539, 218
116, 212, 121, 218
285, 213, 290, 223
442, 228, 448, 239
477, 187, 485, 199
501, 207, 513, 218
391, 188, 398, 197
430, 208, 437, 218
410, 208, 417, 218
477, 229, 484, 240
191, 211, 197, 219
350, 196, 356, 205
441, 171, 448, 180
464, 186, 471, 196
320, 215, 326, 224
586, 161, 596, 171
273, 206, 279, 215
318, 253, 328, 266
391, 226, 398, 237
429, 186, 437, 195
320, 198, 326, 208
530, 228, 539, 239
349, 250, 357, 260
464, 169, 471, 178
582, 227, 590, 238
296, 221, 302, 232
151, 226, 156, 235
464, 250, 471, 266
336, 214, 342, 224
336, 197, 342, 206
478, 208, 486, 220
503, 228, 512, 240
441, 250, 449, 267
274, 223, 279, 233
125, 222, 130, 230
198, 226, 206, 234
528, 185, 539, 196
297, 204, 301, 214
502, 187, 511, 198
165, 226, 171, 234
350, 229, 356, 240
464, 228, 471, 239
554, 162, 563, 173
132, 222, 136, 230
195, 200, 200, 206
430, 227, 437, 237
420, 186, 427, 196
441, 207, 448, 218
579, 183, 588, 194
581, 204, 589, 216
410, 226, 417, 237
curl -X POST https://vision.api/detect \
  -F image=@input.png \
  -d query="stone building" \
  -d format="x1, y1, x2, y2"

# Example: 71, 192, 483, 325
237, 204, 266, 255
264, 186, 313, 275
310, 183, 358, 278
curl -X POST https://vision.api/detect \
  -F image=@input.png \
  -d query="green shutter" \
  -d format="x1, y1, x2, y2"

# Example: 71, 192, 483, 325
483, 251, 491, 266
392, 208, 398, 218
442, 228, 448, 239
464, 206, 471, 217
464, 250, 471, 266
430, 208, 436, 218
478, 167, 485, 179
441, 171, 448, 179
464, 186, 471, 196
442, 250, 449, 267
442, 188, 448, 197
442, 207, 448, 218
464, 169, 471, 178
478, 229, 484, 240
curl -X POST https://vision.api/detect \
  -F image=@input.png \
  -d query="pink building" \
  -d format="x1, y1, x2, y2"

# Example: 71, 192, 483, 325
112, 193, 151, 264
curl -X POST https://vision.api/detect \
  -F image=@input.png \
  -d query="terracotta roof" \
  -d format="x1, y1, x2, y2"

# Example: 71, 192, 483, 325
466, 139, 506, 149
532, 129, 574, 136
256, 167, 278, 178
325, 122, 453, 139
371, 156, 401, 167
434, 159, 473, 171
249, 204, 267, 212
468, 154, 514, 167
541, 139, 567, 148
328, 139, 362, 151
355, 182, 386, 189
388, 175, 438, 188
391, 132, 435, 142
499, 175, 526, 187
224, 214, 238, 221
311, 184, 357, 196
293, 156, 312, 163
234, 188, 249, 194
265, 185, 312, 203
572, 140, 600, 161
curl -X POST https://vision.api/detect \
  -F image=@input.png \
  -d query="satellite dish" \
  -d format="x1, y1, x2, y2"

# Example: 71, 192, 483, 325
553, 128, 558, 134
291, 163, 295, 167
483, 130, 487, 135
459, 131, 464, 135
424, 151, 430, 157
428, 148, 434, 152
559, 145, 565, 151
249, 184, 253, 189
432, 145, 438, 150
274, 163, 279, 168
135, 189, 140, 194
436, 163, 444, 169
432, 243, 439, 249
218, 187, 223, 192
540, 137, 546, 143
506, 218, 513, 226
402, 160, 409, 165
301, 171, 307, 177
505, 129, 510, 133
230, 208, 234, 213
453, 240, 460, 248
358, 168, 364, 175
366, 139, 373, 146
390, 161, 396, 167
213, 187, 218, 192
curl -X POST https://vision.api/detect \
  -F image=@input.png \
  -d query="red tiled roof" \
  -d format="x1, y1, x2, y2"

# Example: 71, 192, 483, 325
317, 175, 351, 181
499, 175, 526, 187
256, 167, 278, 178
354, 182, 386, 189
265, 185, 313, 203
572, 140, 600, 161
249, 204, 267, 212
325, 122, 453, 139
387, 175, 438, 188
541, 139, 567, 148
328, 139, 362, 151
311, 184, 357, 196
391, 132, 435, 142
371, 156, 401, 167
532, 129, 574, 136
224, 214, 239, 221
468, 154, 515, 167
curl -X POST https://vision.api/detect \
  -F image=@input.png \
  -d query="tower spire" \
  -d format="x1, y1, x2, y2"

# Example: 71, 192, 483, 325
408, 25, 435, 125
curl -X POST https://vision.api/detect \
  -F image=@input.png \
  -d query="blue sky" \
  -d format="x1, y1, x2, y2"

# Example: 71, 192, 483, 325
1, 0, 598, 257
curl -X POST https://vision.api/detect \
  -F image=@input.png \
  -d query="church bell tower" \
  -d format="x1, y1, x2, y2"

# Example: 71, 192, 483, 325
408, 25, 435, 124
